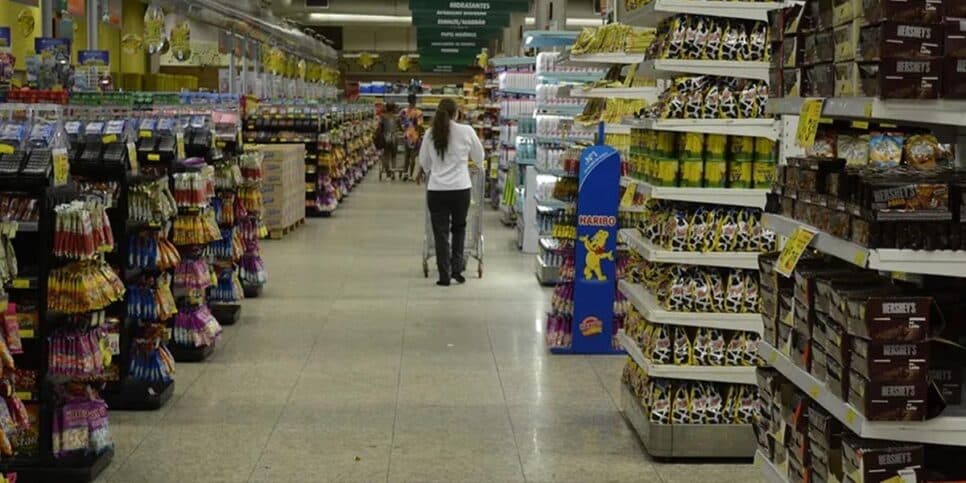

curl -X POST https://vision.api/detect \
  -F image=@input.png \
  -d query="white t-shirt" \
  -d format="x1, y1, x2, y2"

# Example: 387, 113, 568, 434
418, 121, 485, 191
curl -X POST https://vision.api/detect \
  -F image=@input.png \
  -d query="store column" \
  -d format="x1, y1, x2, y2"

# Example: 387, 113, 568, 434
534, 0, 568, 31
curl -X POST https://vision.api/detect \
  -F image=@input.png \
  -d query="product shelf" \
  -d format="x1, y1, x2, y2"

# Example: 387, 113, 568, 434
619, 280, 764, 333
524, 30, 580, 48
563, 85, 661, 103
538, 72, 606, 83
557, 51, 648, 67
767, 97, 966, 128
619, 228, 761, 269
605, 123, 634, 135
535, 166, 575, 178
756, 449, 789, 483
536, 255, 562, 286
758, 342, 966, 446
638, 59, 770, 81
491, 56, 537, 67
620, 384, 756, 458
762, 213, 966, 278
620, 176, 769, 208
623, 0, 783, 26
501, 87, 537, 96
623, 118, 781, 141
535, 194, 574, 210
618, 332, 757, 384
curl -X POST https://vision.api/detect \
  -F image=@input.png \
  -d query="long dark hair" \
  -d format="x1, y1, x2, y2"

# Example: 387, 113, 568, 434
432, 98, 459, 158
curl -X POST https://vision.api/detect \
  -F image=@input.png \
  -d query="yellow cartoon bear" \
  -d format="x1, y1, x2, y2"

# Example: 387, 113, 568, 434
579, 229, 614, 281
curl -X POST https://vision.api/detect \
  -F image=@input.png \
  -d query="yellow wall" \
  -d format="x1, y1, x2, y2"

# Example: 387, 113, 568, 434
0, 0, 145, 73
70, 0, 146, 74
0, 0, 40, 70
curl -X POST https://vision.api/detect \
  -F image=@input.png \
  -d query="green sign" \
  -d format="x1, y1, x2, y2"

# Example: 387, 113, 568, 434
418, 46, 484, 58
421, 63, 473, 73
418, 53, 477, 65
417, 38, 491, 49
413, 15, 510, 27
409, 0, 529, 12
413, 10, 510, 26
415, 27, 504, 41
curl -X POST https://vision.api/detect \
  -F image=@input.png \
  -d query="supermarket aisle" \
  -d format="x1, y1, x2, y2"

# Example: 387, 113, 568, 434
98, 172, 757, 483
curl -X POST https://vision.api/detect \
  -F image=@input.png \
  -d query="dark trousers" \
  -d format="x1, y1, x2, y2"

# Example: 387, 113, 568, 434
404, 146, 418, 177
427, 189, 471, 280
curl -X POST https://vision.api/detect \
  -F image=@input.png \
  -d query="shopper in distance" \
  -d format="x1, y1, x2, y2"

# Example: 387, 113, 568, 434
418, 98, 485, 286
401, 94, 424, 182
376, 102, 403, 180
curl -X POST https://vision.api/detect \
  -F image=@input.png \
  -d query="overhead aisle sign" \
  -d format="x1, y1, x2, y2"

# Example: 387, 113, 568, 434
409, 0, 529, 11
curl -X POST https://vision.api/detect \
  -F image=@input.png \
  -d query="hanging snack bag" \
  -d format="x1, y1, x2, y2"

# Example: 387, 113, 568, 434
727, 332, 747, 366
667, 209, 690, 251
904, 134, 941, 170
746, 22, 768, 61
672, 383, 691, 424
673, 326, 693, 365
743, 333, 761, 366
738, 82, 760, 119
743, 271, 760, 313
713, 209, 739, 251
687, 207, 711, 251
704, 21, 724, 59
718, 83, 739, 119
650, 380, 671, 424
649, 325, 673, 363
706, 329, 727, 365
869, 132, 904, 167
734, 386, 757, 424
806, 131, 838, 158
665, 17, 687, 59
719, 22, 746, 61
693, 328, 712, 365
703, 83, 721, 119
837, 133, 870, 165
692, 271, 715, 312
721, 386, 737, 422
705, 384, 724, 423
665, 269, 692, 311
690, 384, 708, 423
733, 209, 754, 251
706, 270, 726, 312
684, 17, 702, 59
724, 270, 746, 313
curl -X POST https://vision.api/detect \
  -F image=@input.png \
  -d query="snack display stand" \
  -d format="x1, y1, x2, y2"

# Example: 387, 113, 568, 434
491, 56, 537, 232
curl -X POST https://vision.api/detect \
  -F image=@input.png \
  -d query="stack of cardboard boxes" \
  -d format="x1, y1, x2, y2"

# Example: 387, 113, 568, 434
256, 144, 306, 234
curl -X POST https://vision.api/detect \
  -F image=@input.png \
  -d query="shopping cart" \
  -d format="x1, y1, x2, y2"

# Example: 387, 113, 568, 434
379, 143, 407, 181
422, 162, 485, 278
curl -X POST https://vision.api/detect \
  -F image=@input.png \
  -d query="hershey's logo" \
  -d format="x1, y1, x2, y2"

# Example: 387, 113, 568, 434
873, 185, 917, 204
896, 61, 932, 73
883, 344, 918, 356
881, 301, 918, 314
930, 369, 953, 380
879, 452, 913, 465
896, 25, 933, 39
881, 385, 917, 397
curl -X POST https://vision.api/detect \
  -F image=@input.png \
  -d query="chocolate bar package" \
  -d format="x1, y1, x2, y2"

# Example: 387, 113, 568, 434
945, 58, 966, 98
863, 0, 943, 24
806, 0, 835, 31
835, 61, 859, 96
824, 320, 852, 367
850, 339, 929, 382
859, 22, 944, 61
834, 22, 859, 62
783, 67, 802, 97
794, 299, 815, 337
843, 296, 931, 341
833, 0, 855, 26
947, 20, 966, 58
848, 372, 928, 420
813, 311, 831, 350
806, 30, 836, 64
804, 63, 836, 97
811, 343, 829, 382
842, 437, 923, 483
784, 34, 804, 68
791, 329, 812, 371
827, 356, 850, 400
858, 59, 942, 99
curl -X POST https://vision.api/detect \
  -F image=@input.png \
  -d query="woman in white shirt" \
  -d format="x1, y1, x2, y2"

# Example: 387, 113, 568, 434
418, 98, 485, 286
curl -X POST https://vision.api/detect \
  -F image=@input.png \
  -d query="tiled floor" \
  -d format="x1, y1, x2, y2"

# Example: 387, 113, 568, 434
96, 173, 758, 482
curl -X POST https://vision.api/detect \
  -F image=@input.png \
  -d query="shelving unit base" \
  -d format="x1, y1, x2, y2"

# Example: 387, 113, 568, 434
170, 344, 216, 363
210, 303, 242, 326
1, 448, 114, 483
104, 378, 176, 411
620, 384, 755, 459
549, 346, 624, 355
243, 284, 264, 298
535, 257, 561, 286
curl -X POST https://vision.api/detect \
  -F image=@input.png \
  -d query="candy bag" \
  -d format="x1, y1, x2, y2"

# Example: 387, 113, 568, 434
673, 326, 692, 365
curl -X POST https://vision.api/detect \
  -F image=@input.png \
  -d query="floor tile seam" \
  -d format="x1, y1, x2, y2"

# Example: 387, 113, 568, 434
245, 324, 325, 483
485, 325, 529, 483
385, 298, 414, 482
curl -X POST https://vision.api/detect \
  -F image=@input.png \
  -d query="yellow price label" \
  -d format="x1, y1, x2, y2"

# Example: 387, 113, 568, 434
52, 148, 69, 187
14, 391, 31, 401
139, 130, 153, 138
775, 226, 817, 277
18, 329, 33, 339
102, 134, 118, 144
768, 350, 778, 364
853, 250, 868, 267
176, 133, 186, 160
795, 98, 825, 148
808, 385, 821, 398
127, 142, 139, 174
852, 102, 873, 129
11, 278, 29, 289
620, 182, 637, 208
147, 153, 160, 161
0, 144, 13, 155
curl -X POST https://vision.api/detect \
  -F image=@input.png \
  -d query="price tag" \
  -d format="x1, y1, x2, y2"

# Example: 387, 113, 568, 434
776, 226, 817, 277
851, 102, 873, 130
102, 134, 117, 144
795, 98, 825, 148
0, 144, 13, 155
844, 408, 857, 424
107, 333, 120, 355
620, 182, 637, 208
11, 278, 29, 289
139, 130, 153, 138
808, 384, 821, 398
164, 328, 172, 341
147, 153, 160, 161
176, 132, 186, 160
127, 142, 139, 174
52, 147, 69, 187
768, 350, 778, 364
14, 391, 31, 401
18, 329, 33, 339
852, 250, 868, 268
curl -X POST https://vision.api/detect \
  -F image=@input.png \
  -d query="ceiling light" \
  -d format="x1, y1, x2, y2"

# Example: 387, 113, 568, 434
307, 13, 412, 24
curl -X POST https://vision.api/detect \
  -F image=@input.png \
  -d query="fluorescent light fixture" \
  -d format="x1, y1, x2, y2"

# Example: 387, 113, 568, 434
524, 17, 603, 27
307, 13, 412, 24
